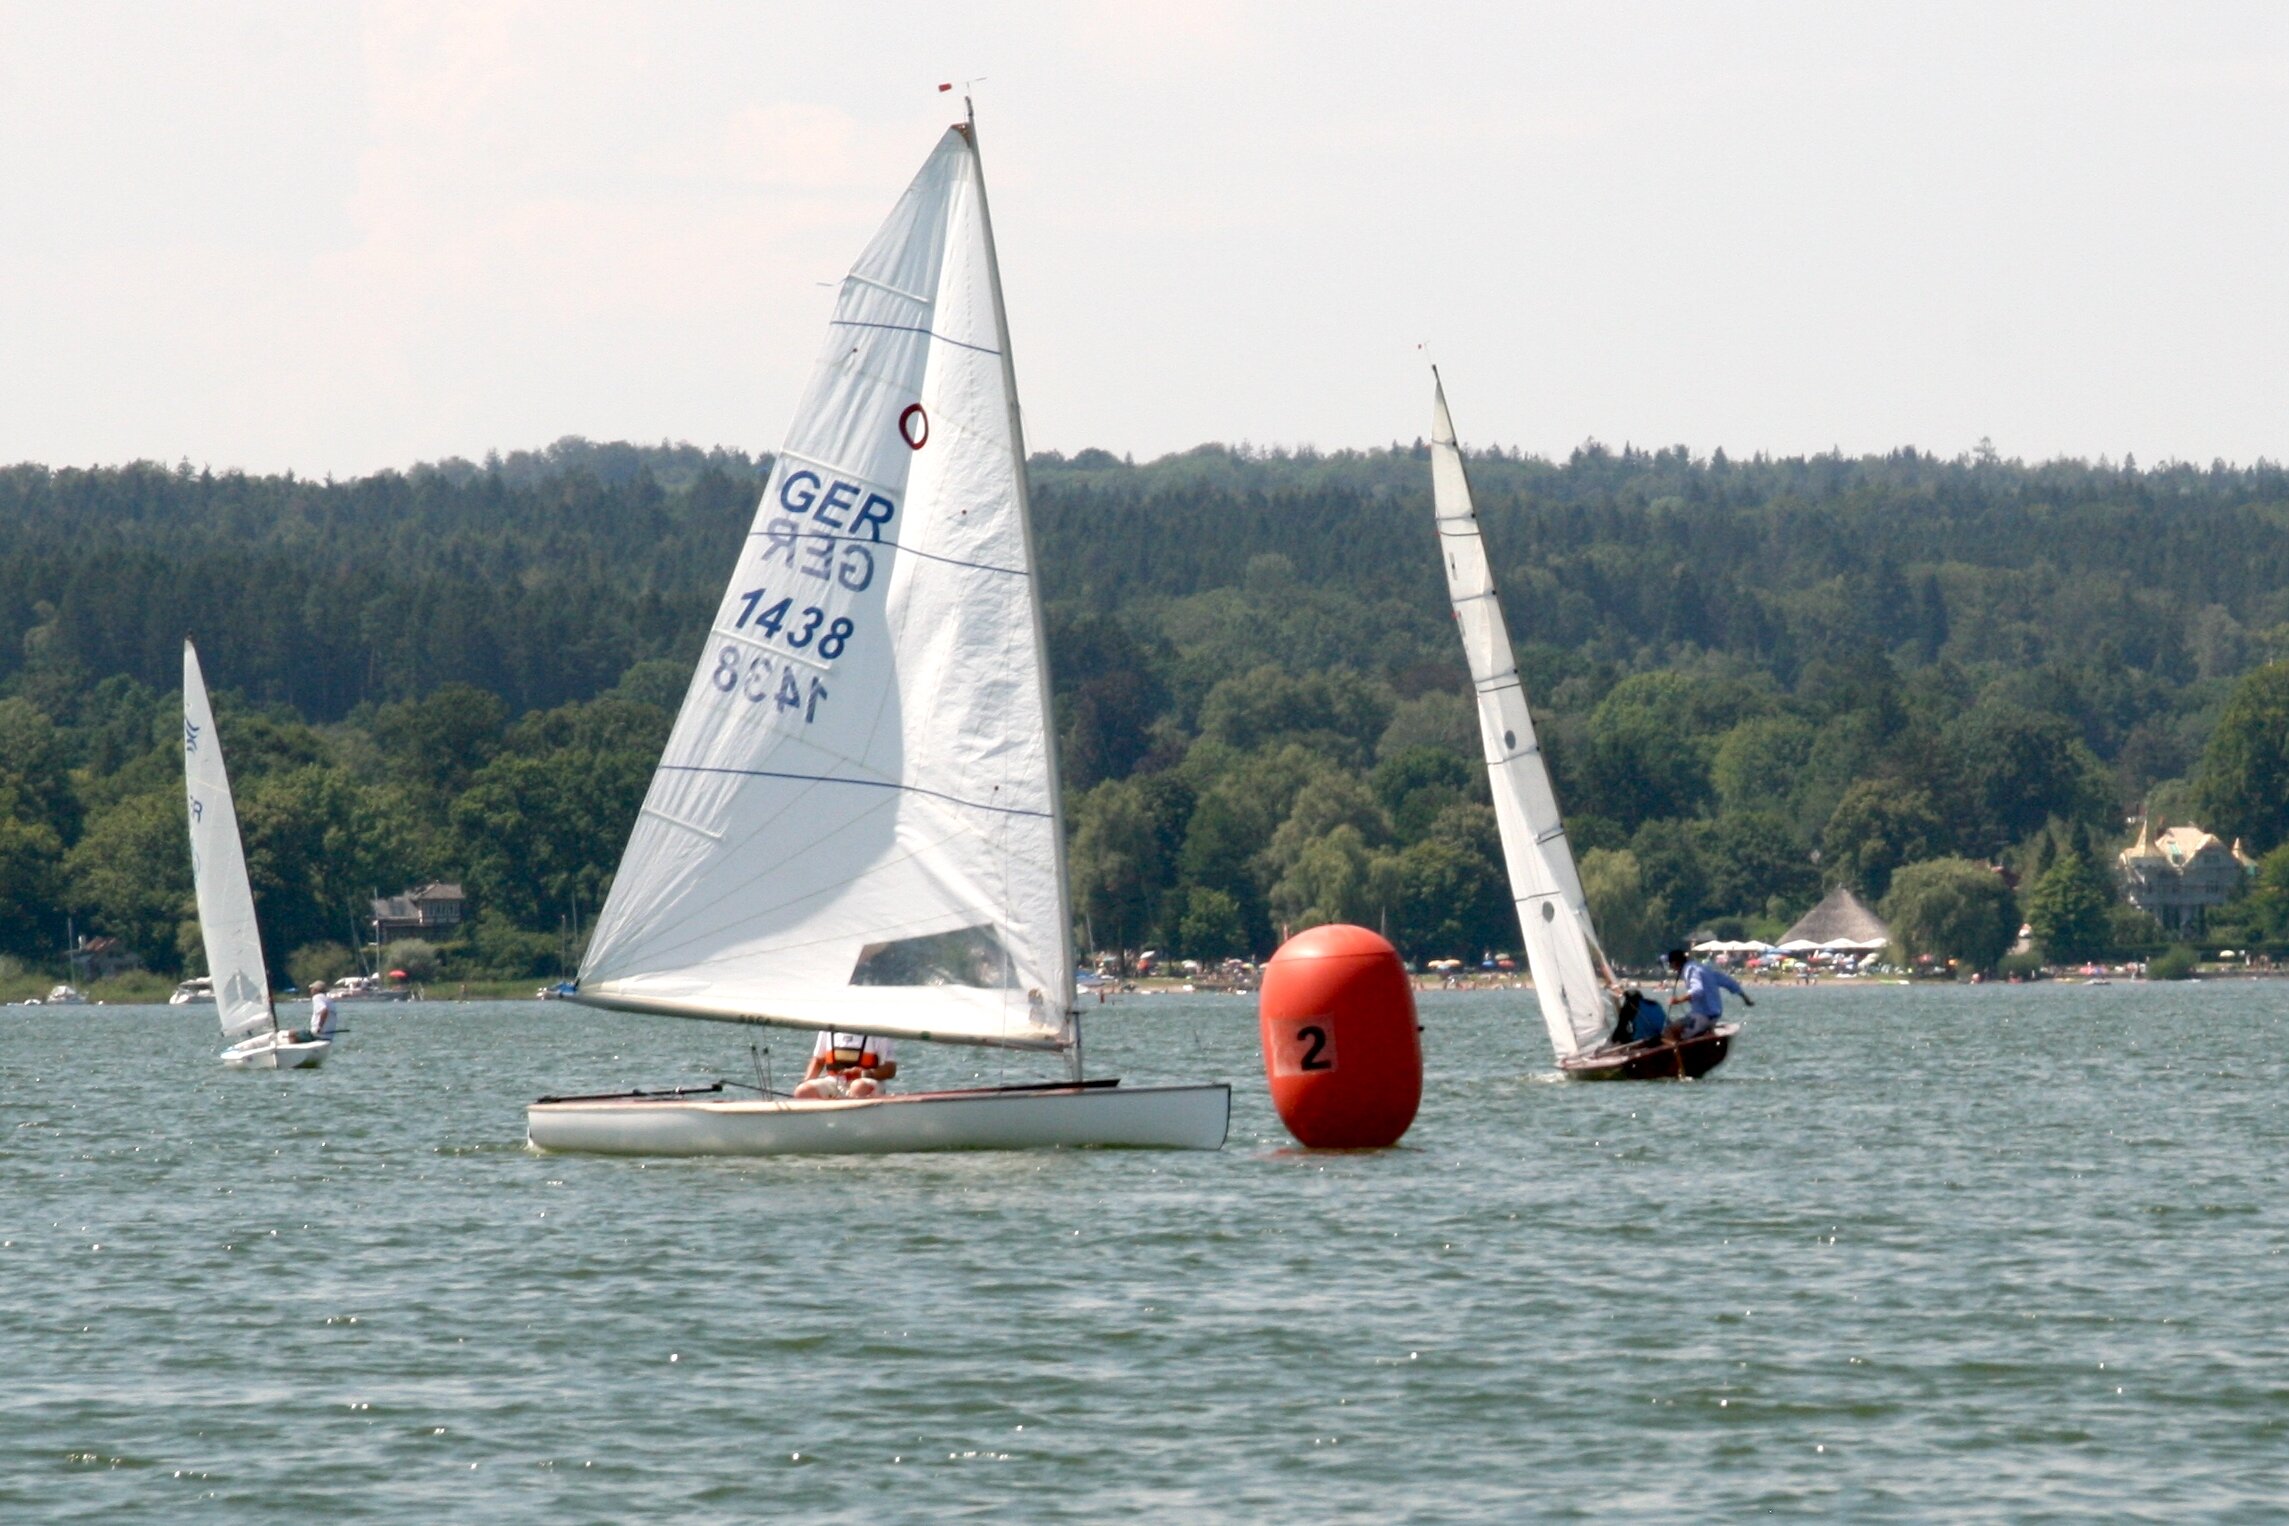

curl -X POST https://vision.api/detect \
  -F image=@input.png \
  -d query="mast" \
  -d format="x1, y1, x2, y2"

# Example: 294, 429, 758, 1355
959, 102, 1084, 1079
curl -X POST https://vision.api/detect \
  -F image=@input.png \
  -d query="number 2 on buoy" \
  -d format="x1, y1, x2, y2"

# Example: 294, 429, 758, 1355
1268, 1014, 1338, 1076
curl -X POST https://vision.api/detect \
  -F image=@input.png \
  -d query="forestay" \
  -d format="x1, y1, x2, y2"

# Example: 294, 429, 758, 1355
1429, 375, 1614, 1058
182, 642, 275, 1042
577, 123, 1073, 1051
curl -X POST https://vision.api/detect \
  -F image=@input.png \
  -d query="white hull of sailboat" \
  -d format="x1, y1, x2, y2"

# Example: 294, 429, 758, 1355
526, 1082, 1231, 1157
221, 1033, 331, 1070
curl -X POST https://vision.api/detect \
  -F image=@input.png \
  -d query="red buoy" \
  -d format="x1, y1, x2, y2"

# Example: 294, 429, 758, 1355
1258, 924, 1422, 1148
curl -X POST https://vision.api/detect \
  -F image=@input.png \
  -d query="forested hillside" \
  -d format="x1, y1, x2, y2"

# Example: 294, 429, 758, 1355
8, 436, 2289, 987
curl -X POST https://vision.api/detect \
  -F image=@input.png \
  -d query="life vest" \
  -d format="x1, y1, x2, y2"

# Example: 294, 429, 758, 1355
827, 1034, 881, 1071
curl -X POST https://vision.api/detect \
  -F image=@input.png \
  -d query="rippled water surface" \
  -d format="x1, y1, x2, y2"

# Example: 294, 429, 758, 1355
4, 982, 2286, 1520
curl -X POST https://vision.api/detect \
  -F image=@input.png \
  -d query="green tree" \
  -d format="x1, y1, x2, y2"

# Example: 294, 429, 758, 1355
1711, 714, 1816, 820
1941, 707, 2109, 855
2235, 844, 2289, 945
0, 698, 80, 843
2023, 846, 2113, 961
64, 791, 191, 971
1369, 746, 1474, 842
1172, 887, 1244, 959
239, 764, 408, 963
1268, 824, 1374, 934
1069, 777, 1177, 955
1627, 820, 1711, 940
1701, 811, 1818, 920
1260, 772, 1387, 888
2195, 661, 2289, 852
1580, 674, 1716, 830
1196, 666, 1394, 769
449, 745, 652, 933
286, 941, 356, 990
1375, 691, 1479, 762
382, 937, 443, 982
369, 684, 507, 802
1374, 808, 1510, 960
0, 783, 65, 958
1821, 779, 1946, 900
1881, 857, 2018, 971
1579, 846, 1665, 966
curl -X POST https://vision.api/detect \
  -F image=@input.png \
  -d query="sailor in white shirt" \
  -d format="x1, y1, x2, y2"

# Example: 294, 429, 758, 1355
793, 1031, 898, 1099
285, 979, 339, 1043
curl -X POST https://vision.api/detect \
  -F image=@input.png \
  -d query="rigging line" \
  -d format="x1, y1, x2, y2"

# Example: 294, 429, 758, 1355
739, 524, 1028, 580
655, 764, 1051, 820
828, 318, 1001, 357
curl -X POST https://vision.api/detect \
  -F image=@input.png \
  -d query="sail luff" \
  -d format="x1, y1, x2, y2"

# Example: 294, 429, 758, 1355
182, 641, 276, 1042
957, 112, 1077, 1030
1429, 374, 1614, 1058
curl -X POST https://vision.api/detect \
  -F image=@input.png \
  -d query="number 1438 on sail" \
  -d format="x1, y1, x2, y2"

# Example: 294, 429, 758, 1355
711, 647, 828, 722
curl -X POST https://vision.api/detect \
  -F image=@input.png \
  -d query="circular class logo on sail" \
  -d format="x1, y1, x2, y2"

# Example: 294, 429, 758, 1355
899, 404, 929, 450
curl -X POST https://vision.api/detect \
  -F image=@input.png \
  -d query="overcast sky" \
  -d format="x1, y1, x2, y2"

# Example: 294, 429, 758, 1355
2, 1, 2283, 475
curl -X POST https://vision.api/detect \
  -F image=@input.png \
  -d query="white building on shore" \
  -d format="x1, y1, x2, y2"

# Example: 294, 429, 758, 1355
2117, 822, 2254, 931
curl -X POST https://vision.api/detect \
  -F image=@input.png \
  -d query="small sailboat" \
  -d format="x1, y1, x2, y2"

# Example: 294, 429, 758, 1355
527, 108, 1228, 1155
183, 641, 328, 1070
1426, 375, 1734, 1081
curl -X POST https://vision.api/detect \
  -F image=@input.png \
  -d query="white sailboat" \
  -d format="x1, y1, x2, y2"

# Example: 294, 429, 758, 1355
527, 110, 1228, 1154
1427, 375, 1735, 1080
184, 641, 328, 1070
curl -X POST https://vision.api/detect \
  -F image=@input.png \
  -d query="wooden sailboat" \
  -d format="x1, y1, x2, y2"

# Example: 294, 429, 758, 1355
527, 109, 1228, 1155
184, 641, 329, 1070
1425, 376, 1734, 1081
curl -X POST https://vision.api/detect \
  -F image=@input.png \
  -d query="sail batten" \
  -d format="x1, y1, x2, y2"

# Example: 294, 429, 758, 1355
183, 642, 275, 1043
1428, 375, 1614, 1059
578, 124, 1073, 1053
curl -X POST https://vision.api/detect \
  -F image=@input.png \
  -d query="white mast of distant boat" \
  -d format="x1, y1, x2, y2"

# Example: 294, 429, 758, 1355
1427, 374, 1618, 1061
184, 640, 330, 1070
528, 101, 1225, 1154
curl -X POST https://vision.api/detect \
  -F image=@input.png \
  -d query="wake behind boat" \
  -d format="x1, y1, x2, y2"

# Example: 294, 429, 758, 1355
184, 641, 330, 1071
1427, 376, 1735, 1082
527, 107, 1227, 1156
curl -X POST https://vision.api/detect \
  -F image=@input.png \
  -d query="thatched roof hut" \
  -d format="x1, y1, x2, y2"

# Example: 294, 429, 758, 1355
1778, 886, 1890, 950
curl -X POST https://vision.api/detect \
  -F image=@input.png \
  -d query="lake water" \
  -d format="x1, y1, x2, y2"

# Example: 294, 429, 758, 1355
4, 981, 2284, 1521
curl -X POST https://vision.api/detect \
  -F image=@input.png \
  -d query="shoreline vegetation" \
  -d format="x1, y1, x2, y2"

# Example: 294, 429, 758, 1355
8, 438, 2289, 989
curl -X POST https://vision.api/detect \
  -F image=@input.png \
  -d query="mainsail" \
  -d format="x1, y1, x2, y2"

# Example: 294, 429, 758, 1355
182, 641, 275, 1042
1429, 374, 1614, 1058
576, 120, 1073, 1052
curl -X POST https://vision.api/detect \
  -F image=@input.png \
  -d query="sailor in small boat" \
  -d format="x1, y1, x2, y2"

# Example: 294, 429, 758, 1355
280, 979, 340, 1045
794, 1032, 898, 1100
1607, 988, 1666, 1048
1663, 948, 1751, 1040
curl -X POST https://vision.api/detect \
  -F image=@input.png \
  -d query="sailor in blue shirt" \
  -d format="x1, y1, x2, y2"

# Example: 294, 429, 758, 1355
1663, 948, 1752, 1039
